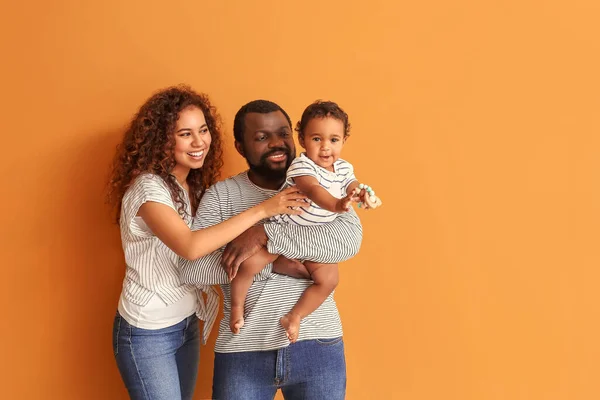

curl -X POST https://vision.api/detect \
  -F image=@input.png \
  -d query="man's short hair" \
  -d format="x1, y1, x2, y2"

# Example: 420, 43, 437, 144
233, 100, 293, 143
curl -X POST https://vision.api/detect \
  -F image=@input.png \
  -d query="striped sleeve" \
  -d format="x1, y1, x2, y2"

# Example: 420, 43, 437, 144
179, 182, 274, 286
179, 185, 230, 285
264, 208, 363, 263
340, 161, 358, 193
122, 174, 175, 238
286, 156, 318, 182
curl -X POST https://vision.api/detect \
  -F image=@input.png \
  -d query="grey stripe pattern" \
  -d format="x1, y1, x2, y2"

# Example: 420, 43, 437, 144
119, 174, 216, 343
279, 153, 357, 226
180, 171, 363, 353
120, 174, 196, 306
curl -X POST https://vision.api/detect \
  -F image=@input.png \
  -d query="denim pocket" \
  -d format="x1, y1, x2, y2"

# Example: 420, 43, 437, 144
315, 336, 343, 346
112, 312, 121, 356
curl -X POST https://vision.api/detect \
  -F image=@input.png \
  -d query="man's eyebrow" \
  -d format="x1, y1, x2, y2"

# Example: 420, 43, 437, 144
254, 125, 290, 134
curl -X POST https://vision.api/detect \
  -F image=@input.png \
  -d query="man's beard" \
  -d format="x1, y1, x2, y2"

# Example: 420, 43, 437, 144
246, 146, 294, 181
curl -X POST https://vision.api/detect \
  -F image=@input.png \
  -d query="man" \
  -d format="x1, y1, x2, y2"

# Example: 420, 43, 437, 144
180, 100, 363, 399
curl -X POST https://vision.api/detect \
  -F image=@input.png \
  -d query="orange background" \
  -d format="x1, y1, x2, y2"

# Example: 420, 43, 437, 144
1, 1, 599, 399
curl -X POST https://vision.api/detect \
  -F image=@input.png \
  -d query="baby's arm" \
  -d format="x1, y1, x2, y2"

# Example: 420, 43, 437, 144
294, 175, 353, 213
345, 180, 360, 197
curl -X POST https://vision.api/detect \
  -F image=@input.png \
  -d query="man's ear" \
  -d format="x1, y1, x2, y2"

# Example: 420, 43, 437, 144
234, 140, 245, 157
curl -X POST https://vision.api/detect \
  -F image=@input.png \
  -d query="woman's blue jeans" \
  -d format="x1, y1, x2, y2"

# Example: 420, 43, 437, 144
113, 312, 200, 400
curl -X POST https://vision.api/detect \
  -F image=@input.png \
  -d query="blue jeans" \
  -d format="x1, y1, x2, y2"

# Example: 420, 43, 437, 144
213, 337, 346, 400
112, 312, 200, 400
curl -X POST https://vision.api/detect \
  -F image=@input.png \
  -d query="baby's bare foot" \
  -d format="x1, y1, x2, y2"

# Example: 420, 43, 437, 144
280, 313, 301, 343
230, 306, 245, 334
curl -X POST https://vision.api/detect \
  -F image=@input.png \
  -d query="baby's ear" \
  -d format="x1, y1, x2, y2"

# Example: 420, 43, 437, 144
343, 135, 349, 143
298, 135, 305, 148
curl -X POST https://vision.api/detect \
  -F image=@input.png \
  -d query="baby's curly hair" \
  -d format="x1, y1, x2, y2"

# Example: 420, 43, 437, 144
295, 100, 351, 140
107, 85, 223, 222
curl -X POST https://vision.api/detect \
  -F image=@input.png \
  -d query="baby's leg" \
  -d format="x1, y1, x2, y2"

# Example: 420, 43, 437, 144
280, 262, 339, 343
230, 248, 278, 334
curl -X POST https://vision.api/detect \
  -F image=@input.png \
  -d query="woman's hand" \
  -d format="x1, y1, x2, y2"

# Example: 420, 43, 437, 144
259, 187, 307, 218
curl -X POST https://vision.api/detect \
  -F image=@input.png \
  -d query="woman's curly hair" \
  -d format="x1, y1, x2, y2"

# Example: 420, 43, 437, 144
107, 85, 224, 222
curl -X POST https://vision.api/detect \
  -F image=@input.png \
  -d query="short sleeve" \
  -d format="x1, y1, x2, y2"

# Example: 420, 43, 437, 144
121, 174, 176, 238
286, 154, 319, 183
338, 160, 357, 192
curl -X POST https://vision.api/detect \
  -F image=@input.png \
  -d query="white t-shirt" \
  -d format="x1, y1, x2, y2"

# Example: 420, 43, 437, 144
117, 174, 218, 339
274, 153, 357, 226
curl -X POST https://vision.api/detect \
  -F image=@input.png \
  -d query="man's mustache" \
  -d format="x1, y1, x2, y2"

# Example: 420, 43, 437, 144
261, 147, 291, 162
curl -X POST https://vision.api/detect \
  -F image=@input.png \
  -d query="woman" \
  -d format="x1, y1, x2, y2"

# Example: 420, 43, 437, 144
107, 86, 305, 400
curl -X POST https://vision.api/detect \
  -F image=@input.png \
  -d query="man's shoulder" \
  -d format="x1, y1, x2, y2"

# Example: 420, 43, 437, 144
207, 171, 249, 194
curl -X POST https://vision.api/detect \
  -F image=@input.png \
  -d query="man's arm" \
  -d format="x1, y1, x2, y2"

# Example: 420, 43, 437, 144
221, 209, 363, 273
180, 184, 275, 285
265, 208, 363, 263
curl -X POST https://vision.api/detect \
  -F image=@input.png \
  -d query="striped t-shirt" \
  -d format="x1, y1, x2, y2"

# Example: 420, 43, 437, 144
275, 153, 357, 226
179, 171, 363, 353
119, 173, 218, 343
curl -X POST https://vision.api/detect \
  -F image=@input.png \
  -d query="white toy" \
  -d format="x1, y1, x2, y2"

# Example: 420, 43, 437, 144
351, 183, 382, 210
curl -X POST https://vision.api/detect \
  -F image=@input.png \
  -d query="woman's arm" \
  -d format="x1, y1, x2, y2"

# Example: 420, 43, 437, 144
138, 187, 305, 260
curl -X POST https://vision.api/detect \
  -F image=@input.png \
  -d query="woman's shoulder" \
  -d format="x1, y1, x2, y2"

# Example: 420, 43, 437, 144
133, 173, 167, 185
124, 173, 172, 202
129, 173, 170, 190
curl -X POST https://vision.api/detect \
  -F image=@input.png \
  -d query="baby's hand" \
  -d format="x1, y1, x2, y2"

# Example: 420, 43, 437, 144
336, 187, 362, 212
336, 195, 356, 213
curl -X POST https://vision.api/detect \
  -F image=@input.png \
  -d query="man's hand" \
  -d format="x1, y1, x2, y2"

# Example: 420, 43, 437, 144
221, 225, 268, 280
272, 256, 311, 279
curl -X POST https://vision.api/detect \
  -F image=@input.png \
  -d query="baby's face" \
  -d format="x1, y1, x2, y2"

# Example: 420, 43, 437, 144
299, 117, 346, 172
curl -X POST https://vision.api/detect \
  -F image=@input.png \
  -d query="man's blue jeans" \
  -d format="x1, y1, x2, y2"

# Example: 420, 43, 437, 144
112, 312, 200, 400
213, 337, 346, 400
